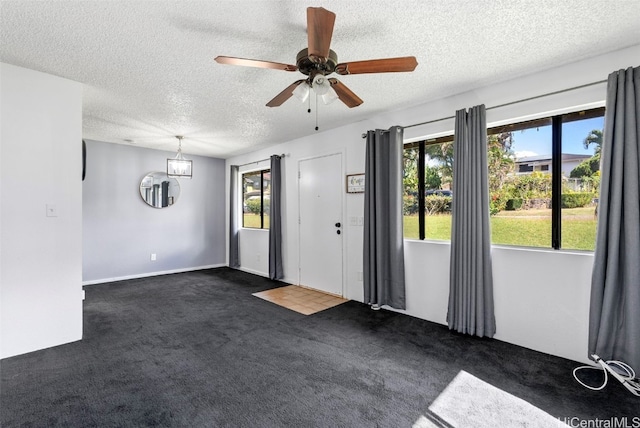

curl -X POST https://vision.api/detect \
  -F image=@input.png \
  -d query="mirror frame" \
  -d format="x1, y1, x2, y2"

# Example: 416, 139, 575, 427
139, 171, 180, 208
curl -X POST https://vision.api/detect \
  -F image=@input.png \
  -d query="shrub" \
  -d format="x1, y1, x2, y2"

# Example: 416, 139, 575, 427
245, 197, 269, 214
245, 198, 262, 214
561, 192, 594, 209
507, 172, 552, 200
505, 198, 523, 211
403, 194, 418, 215
424, 195, 451, 215
490, 191, 507, 215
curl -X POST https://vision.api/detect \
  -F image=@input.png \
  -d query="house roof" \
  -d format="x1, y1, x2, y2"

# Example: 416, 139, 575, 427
1, 1, 639, 158
517, 153, 593, 163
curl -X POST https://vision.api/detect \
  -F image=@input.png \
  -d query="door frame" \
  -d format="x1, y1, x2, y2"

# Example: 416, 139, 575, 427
297, 150, 347, 297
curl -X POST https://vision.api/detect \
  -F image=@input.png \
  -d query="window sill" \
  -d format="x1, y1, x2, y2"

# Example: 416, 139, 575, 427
404, 238, 594, 255
404, 238, 450, 245
490, 244, 594, 256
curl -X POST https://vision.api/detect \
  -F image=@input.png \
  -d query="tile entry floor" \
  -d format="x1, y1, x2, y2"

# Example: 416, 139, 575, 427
253, 285, 348, 315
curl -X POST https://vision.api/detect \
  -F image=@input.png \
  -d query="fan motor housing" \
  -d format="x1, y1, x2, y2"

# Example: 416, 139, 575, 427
296, 48, 338, 76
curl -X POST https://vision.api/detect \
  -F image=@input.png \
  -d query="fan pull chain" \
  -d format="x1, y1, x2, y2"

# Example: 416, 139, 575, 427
315, 93, 319, 131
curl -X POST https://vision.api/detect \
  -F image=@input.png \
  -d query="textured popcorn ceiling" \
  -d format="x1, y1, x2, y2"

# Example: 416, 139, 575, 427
2, 1, 640, 158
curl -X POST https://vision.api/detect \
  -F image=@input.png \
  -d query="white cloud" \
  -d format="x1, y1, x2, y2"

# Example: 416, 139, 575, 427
514, 150, 538, 159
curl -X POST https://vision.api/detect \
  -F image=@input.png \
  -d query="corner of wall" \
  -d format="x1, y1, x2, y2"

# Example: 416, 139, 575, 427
1, 63, 83, 358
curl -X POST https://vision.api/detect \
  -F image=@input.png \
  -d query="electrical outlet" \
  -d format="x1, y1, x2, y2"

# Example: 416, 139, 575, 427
150, 253, 157, 261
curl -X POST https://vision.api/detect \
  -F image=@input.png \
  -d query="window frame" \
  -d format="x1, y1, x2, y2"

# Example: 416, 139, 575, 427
404, 136, 454, 241
242, 168, 270, 230
403, 106, 605, 250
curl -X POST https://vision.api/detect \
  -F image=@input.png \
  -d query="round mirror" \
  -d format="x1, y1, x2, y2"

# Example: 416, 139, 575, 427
139, 172, 180, 208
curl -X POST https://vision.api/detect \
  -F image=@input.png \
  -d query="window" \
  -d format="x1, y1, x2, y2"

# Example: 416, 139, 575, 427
488, 118, 553, 248
242, 169, 271, 229
487, 107, 604, 250
560, 111, 604, 250
403, 138, 453, 240
403, 107, 604, 251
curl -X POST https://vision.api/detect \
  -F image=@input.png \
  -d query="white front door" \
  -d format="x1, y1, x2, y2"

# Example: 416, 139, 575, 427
298, 153, 343, 296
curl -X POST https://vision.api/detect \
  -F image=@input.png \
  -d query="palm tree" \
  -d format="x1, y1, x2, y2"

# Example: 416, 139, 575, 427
583, 129, 603, 154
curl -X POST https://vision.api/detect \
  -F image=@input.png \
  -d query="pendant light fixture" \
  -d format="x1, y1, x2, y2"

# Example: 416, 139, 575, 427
167, 135, 192, 179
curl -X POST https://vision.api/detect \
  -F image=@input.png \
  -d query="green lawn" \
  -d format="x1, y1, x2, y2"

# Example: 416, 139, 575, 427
243, 214, 269, 229
404, 206, 597, 250
246, 207, 597, 251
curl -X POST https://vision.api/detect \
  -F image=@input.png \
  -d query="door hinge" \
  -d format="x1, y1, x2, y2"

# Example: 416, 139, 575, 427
298, 171, 301, 179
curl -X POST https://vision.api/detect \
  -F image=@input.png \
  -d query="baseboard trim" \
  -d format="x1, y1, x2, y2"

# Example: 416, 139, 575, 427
82, 264, 227, 286
237, 266, 269, 278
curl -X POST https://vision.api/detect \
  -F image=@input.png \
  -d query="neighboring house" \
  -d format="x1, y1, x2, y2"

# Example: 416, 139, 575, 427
515, 153, 592, 176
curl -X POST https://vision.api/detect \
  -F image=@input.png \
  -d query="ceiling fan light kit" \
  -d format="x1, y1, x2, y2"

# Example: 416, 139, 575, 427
214, 6, 418, 110
311, 74, 330, 95
320, 88, 339, 105
292, 81, 310, 102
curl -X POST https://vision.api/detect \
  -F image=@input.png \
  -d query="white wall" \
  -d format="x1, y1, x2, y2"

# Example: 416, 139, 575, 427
227, 44, 640, 364
239, 229, 270, 276
403, 242, 594, 363
82, 140, 227, 284
1, 63, 83, 358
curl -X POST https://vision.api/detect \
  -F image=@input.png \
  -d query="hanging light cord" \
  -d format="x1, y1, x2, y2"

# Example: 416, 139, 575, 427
573, 354, 640, 396
175, 136, 184, 159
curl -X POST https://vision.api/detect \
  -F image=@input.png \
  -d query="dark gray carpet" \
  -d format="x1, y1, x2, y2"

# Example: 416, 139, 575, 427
1, 268, 637, 427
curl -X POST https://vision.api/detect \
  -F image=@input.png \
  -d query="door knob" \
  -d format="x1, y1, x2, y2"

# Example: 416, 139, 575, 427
335, 222, 341, 227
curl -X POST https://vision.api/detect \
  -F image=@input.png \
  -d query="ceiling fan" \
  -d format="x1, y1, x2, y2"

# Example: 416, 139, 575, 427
215, 7, 418, 108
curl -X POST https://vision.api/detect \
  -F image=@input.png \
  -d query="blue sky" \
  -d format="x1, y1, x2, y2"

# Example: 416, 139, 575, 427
511, 116, 604, 158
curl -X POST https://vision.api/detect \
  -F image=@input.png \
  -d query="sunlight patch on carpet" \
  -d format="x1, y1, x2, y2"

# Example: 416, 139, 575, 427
414, 370, 568, 428
253, 285, 348, 315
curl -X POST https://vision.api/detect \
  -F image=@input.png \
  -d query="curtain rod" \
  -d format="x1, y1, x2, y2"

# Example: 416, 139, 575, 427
360, 79, 607, 138
237, 153, 285, 167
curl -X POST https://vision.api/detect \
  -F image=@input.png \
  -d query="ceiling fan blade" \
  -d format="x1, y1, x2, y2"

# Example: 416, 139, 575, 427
214, 56, 297, 72
266, 80, 307, 107
328, 78, 363, 108
335, 56, 418, 75
307, 7, 336, 63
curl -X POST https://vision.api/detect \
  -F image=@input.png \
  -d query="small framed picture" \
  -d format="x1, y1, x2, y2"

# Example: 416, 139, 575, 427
346, 173, 365, 193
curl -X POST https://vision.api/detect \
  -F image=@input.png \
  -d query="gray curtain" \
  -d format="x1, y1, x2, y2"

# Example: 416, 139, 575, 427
269, 155, 284, 280
363, 126, 406, 309
447, 105, 496, 338
229, 165, 240, 268
589, 66, 640, 368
